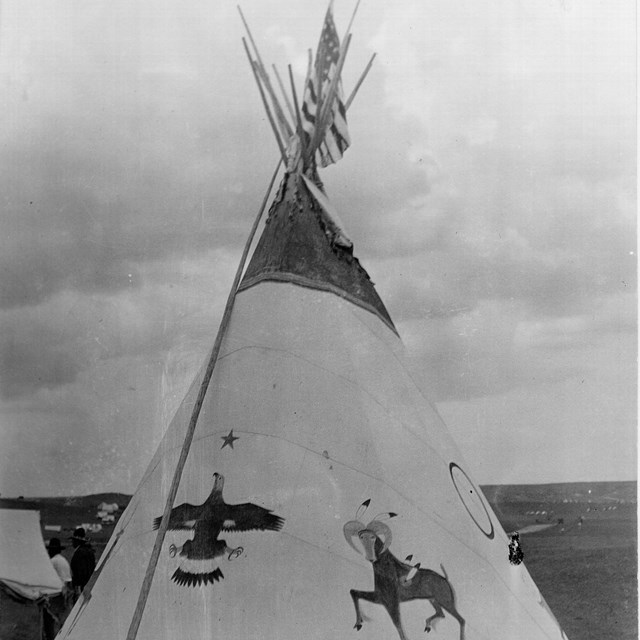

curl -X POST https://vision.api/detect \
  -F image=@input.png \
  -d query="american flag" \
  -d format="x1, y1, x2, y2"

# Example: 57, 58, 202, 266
301, 6, 350, 168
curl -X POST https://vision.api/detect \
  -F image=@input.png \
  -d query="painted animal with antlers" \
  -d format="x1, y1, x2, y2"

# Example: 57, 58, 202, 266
343, 500, 465, 640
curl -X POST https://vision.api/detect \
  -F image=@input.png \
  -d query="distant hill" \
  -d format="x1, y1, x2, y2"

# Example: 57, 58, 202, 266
477, 481, 637, 534
480, 481, 636, 505
0, 481, 635, 514
0, 481, 635, 561
0, 494, 133, 549
0, 493, 132, 511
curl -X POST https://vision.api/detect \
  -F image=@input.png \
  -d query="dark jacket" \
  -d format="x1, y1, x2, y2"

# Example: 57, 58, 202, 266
70, 543, 96, 589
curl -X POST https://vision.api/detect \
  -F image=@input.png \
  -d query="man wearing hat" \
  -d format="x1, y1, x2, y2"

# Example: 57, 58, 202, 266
69, 527, 96, 602
47, 538, 72, 588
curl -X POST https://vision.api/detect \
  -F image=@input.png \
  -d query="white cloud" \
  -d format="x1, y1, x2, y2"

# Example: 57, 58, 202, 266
0, 0, 635, 493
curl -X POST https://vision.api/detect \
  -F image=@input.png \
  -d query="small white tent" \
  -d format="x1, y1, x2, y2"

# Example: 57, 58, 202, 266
97, 503, 119, 514
0, 509, 62, 600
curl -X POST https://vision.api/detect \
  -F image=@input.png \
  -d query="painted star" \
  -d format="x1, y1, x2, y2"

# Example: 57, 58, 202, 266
220, 430, 240, 450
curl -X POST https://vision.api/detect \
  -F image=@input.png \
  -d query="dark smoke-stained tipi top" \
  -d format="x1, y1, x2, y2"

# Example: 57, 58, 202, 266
239, 171, 395, 331
58, 6, 569, 640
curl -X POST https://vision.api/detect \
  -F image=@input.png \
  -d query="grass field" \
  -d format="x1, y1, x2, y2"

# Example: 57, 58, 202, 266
0, 482, 636, 640
523, 513, 636, 640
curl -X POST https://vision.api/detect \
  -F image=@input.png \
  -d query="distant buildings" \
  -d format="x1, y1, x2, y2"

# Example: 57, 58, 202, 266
96, 502, 119, 524
97, 502, 119, 513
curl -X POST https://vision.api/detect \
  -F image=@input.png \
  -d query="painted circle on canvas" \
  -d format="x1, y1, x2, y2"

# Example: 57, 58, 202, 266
449, 462, 494, 539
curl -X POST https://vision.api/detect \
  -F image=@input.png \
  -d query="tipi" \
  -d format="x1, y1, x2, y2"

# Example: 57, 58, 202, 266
58, 7, 569, 640
0, 509, 63, 601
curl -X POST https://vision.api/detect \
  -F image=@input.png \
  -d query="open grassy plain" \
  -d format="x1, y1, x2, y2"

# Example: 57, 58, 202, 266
484, 481, 637, 640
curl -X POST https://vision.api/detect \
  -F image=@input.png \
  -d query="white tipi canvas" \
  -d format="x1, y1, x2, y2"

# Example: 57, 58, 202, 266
57, 168, 568, 640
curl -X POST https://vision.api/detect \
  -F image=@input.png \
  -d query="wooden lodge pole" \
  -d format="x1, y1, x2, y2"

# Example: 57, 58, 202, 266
125, 157, 283, 640
345, 52, 376, 111
242, 38, 288, 164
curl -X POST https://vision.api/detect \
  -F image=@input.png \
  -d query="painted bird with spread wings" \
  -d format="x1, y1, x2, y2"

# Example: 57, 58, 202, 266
153, 472, 284, 587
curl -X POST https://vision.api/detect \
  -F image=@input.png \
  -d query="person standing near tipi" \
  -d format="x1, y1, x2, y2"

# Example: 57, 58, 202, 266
41, 537, 72, 640
47, 537, 72, 604
69, 528, 95, 602
48, 538, 71, 586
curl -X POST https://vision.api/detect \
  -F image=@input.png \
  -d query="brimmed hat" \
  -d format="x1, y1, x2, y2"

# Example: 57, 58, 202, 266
47, 537, 65, 552
70, 527, 89, 542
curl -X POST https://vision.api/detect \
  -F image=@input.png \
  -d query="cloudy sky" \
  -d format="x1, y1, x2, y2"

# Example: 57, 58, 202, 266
0, 0, 635, 496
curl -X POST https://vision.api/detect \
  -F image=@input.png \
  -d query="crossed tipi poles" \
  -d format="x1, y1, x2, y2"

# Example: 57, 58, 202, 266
125, 5, 375, 639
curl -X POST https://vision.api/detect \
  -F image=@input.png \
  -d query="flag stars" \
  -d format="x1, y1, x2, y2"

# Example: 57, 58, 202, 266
221, 430, 240, 450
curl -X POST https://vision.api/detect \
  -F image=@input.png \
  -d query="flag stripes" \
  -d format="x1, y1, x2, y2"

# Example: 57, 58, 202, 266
301, 6, 350, 168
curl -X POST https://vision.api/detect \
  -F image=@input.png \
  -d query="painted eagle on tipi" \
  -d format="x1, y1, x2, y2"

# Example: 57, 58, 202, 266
154, 472, 284, 587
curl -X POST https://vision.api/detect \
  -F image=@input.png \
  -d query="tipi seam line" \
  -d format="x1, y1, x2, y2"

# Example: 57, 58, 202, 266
210, 344, 454, 468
